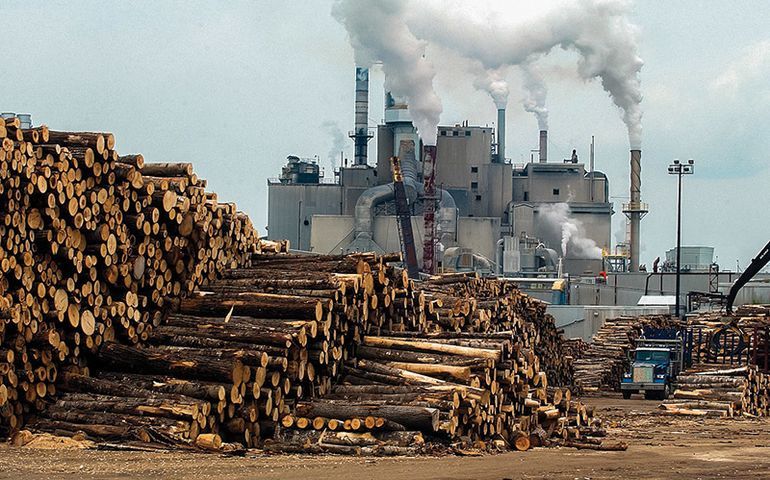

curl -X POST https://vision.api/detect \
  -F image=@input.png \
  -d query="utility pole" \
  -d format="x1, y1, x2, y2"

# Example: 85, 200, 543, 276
668, 159, 694, 318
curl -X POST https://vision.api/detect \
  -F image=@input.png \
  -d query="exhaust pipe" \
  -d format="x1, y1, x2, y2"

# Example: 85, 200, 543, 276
497, 108, 506, 162
539, 130, 547, 163
352, 67, 371, 166
629, 149, 642, 272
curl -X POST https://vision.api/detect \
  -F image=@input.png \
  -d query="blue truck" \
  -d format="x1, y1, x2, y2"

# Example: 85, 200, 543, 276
621, 329, 684, 400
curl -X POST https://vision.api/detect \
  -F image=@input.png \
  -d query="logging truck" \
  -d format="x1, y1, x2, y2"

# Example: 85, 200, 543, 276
621, 329, 684, 400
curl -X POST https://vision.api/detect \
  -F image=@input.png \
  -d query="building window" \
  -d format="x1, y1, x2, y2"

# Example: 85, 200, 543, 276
452, 130, 459, 136
523, 192, 529, 201
553, 188, 560, 196
465, 130, 471, 136
470, 166, 478, 173
475, 195, 482, 201
440, 130, 447, 136
471, 181, 478, 190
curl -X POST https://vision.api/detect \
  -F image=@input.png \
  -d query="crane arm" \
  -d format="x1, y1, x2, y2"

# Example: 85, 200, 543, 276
727, 240, 770, 313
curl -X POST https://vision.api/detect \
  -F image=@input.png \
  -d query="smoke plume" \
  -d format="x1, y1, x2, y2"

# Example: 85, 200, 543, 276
471, 64, 509, 109
540, 203, 603, 259
320, 120, 346, 171
520, 60, 549, 130
408, 0, 643, 148
332, 0, 442, 144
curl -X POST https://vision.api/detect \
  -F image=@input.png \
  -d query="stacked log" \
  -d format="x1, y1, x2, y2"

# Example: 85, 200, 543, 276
660, 364, 770, 417
0, 117, 258, 435
572, 315, 677, 392
271, 331, 613, 452
26, 252, 408, 448
412, 274, 574, 387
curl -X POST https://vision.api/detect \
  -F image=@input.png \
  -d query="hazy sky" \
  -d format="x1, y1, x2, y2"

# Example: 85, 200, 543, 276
3, 1, 769, 270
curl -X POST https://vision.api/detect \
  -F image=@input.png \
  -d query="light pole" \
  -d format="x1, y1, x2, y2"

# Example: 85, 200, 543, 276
667, 159, 694, 318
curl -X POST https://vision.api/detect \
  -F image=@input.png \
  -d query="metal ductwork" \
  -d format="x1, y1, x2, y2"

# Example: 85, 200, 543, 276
352, 140, 419, 244
350, 67, 373, 166
350, 140, 457, 255
497, 108, 506, 162
539, 130, 548, 163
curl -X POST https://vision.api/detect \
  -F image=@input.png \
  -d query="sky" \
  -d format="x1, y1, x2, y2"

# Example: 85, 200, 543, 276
2, 0, 769, 271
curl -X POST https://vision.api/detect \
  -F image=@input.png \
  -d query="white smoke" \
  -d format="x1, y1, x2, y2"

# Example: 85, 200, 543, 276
320, 120, 346, 171
332, 0, 442, 144
540, 203, 603, 259
471, 64, 509, 108
520, 59, 549, 130
408, 0, 644, 148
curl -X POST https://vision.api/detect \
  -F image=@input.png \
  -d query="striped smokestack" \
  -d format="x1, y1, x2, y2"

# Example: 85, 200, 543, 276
629, 149, 642, 272
351, 67, 372, 166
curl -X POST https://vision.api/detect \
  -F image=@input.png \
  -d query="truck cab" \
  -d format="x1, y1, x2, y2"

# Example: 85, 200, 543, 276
621, 330, 684, 400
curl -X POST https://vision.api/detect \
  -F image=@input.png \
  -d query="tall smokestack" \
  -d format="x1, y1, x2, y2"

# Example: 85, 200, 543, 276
351, 67, 372, 166
497, 108, 506, 162
539, 130, 547, 163
628, 149, 643, 272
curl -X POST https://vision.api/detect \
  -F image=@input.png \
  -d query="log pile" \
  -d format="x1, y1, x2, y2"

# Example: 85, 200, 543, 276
660, 364, 770, 417
270, 330, 612, 453
0, 117, 258, 435
26, 252, 408, 448
412, 274, 574, 387
573, 315, 677, 392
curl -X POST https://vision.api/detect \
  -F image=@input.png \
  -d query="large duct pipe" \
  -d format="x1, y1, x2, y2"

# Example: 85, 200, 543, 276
539, 130, 548, 163
352, 67, 370, 166
629, 149, 642, 272
497, 108, 506, 162
353, 140, 419, 239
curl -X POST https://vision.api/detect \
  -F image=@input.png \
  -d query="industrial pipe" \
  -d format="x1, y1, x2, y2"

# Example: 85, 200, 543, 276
497, 108, 506, 162
539, 130, 547, 163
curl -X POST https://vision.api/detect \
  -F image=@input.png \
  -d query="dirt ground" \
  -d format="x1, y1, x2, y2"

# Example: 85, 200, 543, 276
2, 394, 770, 480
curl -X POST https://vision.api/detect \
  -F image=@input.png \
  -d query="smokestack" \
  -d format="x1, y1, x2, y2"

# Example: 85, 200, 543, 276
497, 108, 506, 162
539, 130, 548, 163
422, 145, 438, 274
351, 67, 372, 166
628, 149, 642, 272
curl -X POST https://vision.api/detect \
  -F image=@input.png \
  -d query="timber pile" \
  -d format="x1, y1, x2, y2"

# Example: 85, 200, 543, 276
563, 338, 590, 360
25, 250, 614, 453
660, 364, 770, 417
27, 252, 408, 449
0, 117, 258, 436
413, 273, 574, 387
269, 331, 614, 453
573, 315, 676, 392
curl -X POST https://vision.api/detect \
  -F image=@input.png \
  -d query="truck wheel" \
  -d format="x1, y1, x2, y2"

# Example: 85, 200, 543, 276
622, 391, 632, 399
644, 390, 655, 400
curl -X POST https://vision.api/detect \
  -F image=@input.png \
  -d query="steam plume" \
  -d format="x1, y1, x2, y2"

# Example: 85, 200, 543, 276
320, 120, 346, 171
471, 64, 509, 109
520, 60, 549, 130
409, 0, 643, 148
332, 0, 442, 144
540, 203, 603, 259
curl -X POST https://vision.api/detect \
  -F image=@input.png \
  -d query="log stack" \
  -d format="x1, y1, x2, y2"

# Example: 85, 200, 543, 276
26, 252, 410, 448
271, 330, 609, 453
0, 117, 258, 435
412, 274, 575, 387
660, 364, 770, 417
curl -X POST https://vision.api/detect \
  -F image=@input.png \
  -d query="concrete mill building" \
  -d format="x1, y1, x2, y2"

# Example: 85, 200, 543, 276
267, 68, 613, 277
